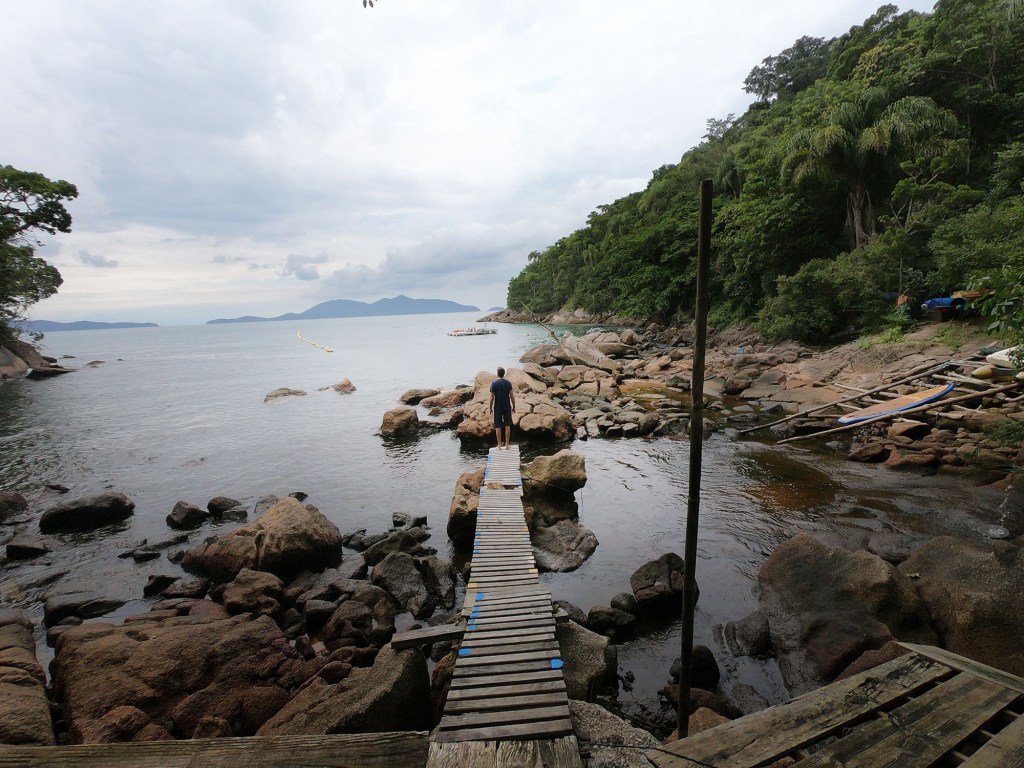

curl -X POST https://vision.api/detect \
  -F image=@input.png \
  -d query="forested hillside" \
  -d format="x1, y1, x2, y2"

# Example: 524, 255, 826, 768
507, 1, 1024, 344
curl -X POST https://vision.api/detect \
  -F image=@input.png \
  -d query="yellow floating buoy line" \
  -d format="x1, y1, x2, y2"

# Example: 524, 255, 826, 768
296, 331, 334, 353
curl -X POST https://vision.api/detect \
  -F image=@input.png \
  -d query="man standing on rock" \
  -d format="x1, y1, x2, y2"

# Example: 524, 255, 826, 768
489, 366, 516, 450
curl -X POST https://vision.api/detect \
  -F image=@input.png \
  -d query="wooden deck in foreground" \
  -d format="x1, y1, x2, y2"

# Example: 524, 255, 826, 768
650, 643, 1024, 768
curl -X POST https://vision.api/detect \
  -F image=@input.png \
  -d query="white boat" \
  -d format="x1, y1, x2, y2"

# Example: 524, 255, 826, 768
448, 327, 497, 337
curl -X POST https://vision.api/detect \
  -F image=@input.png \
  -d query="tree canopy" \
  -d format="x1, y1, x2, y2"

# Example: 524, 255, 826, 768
0, 165, 78, 342
506, 0, 1024, 345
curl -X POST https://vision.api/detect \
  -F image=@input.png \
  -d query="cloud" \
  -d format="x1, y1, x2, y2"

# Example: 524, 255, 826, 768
3, 0, 940, 324
280, 252, 329, 281
76, 250, 119, 268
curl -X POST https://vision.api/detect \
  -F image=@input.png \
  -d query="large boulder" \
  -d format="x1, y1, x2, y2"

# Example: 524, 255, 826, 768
629, 553, 689, 614
532, 520, 599, 573
523, 450, 587, 498
759, 533, 937, 694
569, 700, 658, 768
222, 568, 284, 616
556, 620, 615, 701
38, 492, 135, 533
370, 552, 432, 618
258, 645, 431, 735
899, 536, 1024, 677
50, 614, 302, 742
456, 370, 574, 443
380, 406, 419, 437
447, 467, 484, 549
181, 496, 343, 582
0, 611, 54, 746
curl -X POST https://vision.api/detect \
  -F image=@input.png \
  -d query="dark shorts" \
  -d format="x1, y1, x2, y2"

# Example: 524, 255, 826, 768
493, 405, 513, 428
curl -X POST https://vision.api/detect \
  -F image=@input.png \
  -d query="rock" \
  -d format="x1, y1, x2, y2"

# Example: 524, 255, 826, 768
161, 577, 211, 599
759, 533, 937, 694
556, 620, 615, 701
553, 600, 588, 626
51, 614, 302, 742
532, 519, 599, 573
523, 450, 587, 498
899, 536, 1024, 677
848, 442, 890, 462
363, 530, 428, 567
143, 575, 179, 598
447, 467, 485, 550
630, 553, 688, 614
0, 611, 54, 746
182, 497, 343, 582
43, 588, 127, 627
669, 645, 721, 690
208, 497, 242, 515
610, 592, 639, 616
836, 640, 911, 680
721, 611, 772, 658
370, 552, 432, 618
887, 420, 931, 441
38, 492, 135, 533
420, 389, 473, 408
884, 450, 939, 474
166, 500, 210, 530
380, 406, 419, 437
264, 387, 306, 403
430, 650, 457, 724
331, 379, 356, 394
399, 388, 440, 405
257, 645, 431, 735
456, 370, 575, 443
321, 600, 373, 648
5, 530, 50, 560
568, 700, 659, 768
222, 568, 284, 616
419, 556, 457, 612
586, 605, 636, 636
0, 492, 28, 521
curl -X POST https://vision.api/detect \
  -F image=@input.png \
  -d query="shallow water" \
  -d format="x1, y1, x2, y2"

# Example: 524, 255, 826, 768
0, 313, 1017, 728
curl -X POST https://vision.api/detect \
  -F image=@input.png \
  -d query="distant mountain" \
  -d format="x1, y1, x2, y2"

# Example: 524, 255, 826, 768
21, 320, 158, 332
488, 306, 505, 312
207, 295, 480, 324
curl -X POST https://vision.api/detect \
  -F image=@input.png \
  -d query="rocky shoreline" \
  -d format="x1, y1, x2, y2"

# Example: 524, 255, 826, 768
2, 319, 1023, 757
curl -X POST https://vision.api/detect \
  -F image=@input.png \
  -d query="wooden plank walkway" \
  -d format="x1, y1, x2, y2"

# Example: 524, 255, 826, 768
0, 732, 429, 767
427, 446, 583, 767
649, 642, 1024, 768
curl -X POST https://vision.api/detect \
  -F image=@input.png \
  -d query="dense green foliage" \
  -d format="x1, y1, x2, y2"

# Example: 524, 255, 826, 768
0, 165, 77, 342
507, 0, 1024, 343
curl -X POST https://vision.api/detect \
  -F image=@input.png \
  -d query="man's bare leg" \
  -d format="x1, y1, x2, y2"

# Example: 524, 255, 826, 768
504, 426, 512, 449
494, 428, 502, 449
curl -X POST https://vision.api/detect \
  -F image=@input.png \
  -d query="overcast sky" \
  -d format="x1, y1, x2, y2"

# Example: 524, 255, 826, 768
4, 1, 936, 326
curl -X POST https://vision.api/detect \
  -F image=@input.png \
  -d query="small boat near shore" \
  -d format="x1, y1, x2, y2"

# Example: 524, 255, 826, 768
448, 327, 497, 337
836, 382, 956, 425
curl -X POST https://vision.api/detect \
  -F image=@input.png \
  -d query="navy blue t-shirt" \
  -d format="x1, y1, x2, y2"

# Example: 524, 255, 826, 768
490, 377, 513, 410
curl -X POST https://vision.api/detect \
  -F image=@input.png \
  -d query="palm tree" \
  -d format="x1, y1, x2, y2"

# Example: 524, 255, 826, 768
783, 88, 957, 248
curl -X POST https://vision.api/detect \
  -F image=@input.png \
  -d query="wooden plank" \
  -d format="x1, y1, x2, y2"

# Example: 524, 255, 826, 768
459, 640, 560, 659
451, 668, 565, 689
650, 652, 951, 768
391, 623, 464, 649
461, 631, 555, 648
426, 739, 496, 768
899, 643, 1024, 696
0, 732, 430, 768
537, 736, 585, 768
452, 659, 558, 678
466, 614, 556, 630
495, 740, 542, 768
792, 672, 1020, 767
961, 710, 1024, 767
443, 692, 569, 715
446, 680, 567, 702
433, 718, 574, 743
457, 649, 560, 667
440, 705, 570, 730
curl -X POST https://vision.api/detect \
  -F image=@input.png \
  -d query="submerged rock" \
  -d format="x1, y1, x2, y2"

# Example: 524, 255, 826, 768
38, 492, 135, 533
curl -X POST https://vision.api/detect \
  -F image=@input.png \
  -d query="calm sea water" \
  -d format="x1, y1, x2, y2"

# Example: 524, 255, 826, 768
0, 311, 1013, 723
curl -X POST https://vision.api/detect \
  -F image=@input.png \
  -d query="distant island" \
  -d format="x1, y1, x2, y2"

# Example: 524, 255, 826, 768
207, 295, 480, 324
20, 320, 159, 332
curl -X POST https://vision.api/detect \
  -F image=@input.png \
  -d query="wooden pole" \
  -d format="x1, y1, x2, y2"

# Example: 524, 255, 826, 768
678, 178, 713, 738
